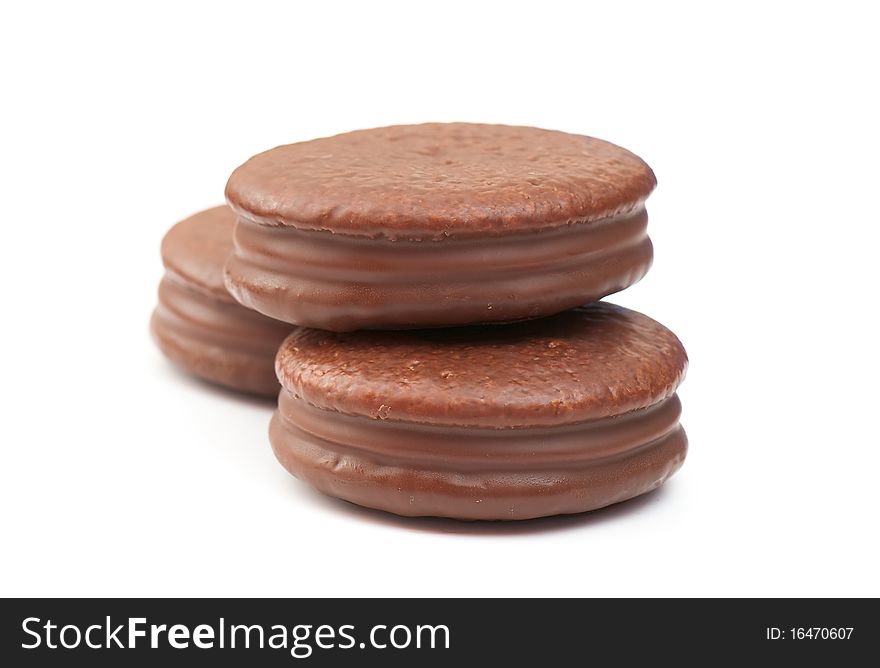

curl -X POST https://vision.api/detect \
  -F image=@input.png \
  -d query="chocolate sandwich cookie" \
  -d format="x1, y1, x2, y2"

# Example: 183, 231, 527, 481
224, 123, 656, 331
270, 302, 688, 520
151, 206, 293, 397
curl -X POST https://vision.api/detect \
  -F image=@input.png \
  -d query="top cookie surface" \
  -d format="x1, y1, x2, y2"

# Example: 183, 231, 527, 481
276, 303, 687, 428
160, 206, 236, 301
226, 123, 656, 239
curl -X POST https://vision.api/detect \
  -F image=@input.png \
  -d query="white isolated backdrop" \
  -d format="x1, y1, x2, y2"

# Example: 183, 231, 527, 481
1, 1, 878, 597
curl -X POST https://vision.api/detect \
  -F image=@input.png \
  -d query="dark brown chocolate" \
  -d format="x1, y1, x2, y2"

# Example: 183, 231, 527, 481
271, 303, 688, 520
224, 123, 657, 330
151, 206, 293, 397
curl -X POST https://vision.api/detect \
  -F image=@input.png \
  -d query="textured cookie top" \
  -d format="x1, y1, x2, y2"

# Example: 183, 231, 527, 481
160, 206, 236, 301
276, 303, 687, 428
226, 123, 656, 239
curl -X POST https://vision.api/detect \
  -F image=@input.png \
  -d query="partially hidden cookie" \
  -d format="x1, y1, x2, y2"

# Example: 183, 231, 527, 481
225, 123, 657, 331
270, 302, 688, 520
151, 206, 293, 397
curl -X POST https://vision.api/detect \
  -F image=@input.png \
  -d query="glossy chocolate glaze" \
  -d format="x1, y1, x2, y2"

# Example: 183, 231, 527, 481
270, 392, 687, 520
152, 275, 291, 397
271, 303, 688, 520
152, 207, 293, 397
225, 208, 653, 330
279, 389, 683, 468
224, 123, 657, 330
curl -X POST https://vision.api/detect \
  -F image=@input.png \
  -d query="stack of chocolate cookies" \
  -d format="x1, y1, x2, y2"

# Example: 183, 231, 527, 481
153, 123, 688, 521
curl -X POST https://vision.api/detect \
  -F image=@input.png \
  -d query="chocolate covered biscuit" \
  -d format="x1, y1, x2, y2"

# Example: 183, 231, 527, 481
151, 206, 293, 397
270, 303, 687, 520
225, 123, 656, 331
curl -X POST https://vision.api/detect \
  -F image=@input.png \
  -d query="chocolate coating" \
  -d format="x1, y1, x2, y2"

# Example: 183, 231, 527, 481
224, 123, 657, 330
160, 204, 240, 302
277, 303, 686, 427
151, 206, 293, 397
271, 303, 688, 520
226, 123, 656, 239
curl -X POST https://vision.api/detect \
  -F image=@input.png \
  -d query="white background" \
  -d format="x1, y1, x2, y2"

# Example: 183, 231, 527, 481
2, 1, 878, 597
